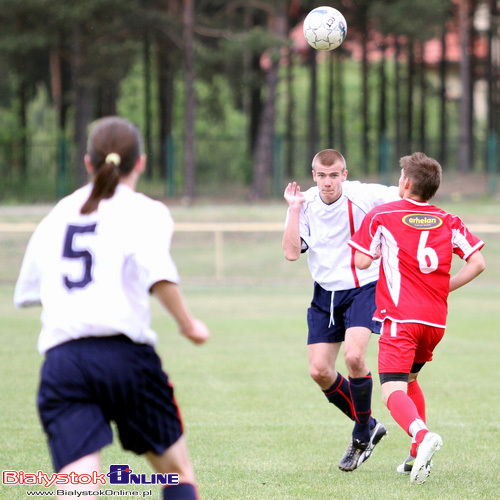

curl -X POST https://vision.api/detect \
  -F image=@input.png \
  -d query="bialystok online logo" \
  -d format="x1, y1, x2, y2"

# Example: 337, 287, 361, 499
2, 465, 179, 487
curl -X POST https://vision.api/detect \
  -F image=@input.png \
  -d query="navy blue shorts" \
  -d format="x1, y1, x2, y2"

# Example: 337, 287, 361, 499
37, 335, 183, 472
307, 281, 380, 344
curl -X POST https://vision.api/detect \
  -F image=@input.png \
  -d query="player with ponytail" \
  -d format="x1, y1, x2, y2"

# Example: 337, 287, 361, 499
15, 116, 208, 500
81, 116, 142, 214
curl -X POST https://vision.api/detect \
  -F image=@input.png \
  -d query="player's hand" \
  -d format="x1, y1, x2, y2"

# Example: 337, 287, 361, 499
284, 182, 306, 207
373, 246, 382, 260
181, 318, 210, 345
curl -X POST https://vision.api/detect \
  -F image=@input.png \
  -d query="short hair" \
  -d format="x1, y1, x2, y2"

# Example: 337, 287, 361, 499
81, 116, 142, 215
312, 149, 346, 171
400, 152, 442, 201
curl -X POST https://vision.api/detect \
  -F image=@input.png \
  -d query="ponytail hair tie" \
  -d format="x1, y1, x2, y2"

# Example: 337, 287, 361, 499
105, 152, 121, 166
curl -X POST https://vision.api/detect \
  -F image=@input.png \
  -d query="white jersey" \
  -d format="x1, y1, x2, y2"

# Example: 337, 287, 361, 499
14, 183, 180, 354
287, 180, 400, 291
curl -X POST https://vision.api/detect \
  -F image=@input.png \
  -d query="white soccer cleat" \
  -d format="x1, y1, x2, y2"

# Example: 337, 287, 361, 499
410, 432, 443, 485
397, 454, 434, 475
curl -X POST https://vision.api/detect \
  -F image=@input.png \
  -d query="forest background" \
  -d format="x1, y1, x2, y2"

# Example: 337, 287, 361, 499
0, 0, 499, 203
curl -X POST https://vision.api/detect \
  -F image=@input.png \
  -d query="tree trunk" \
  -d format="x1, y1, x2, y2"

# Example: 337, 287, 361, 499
252, 53, 279, 198
73, 24, 92, 187
418, 41, 427, 153
492, 0, 500, 137
50, 32, 71, 198
378, 41, 387, 175
394, 36, 402, 161
307, 46, 318, 166
337, 52, 347, 155
96, 82, 117, 116
354, 0, 371, 172
285, 46, 295, 178
18, 81, 27, 176
361, 26, 370, 171
183, 0, 196, 200
144, 30, 153, 178
458, 0, 472, 174
439, 25, 447, 165
327, 50, 335, 147
407, 37, 415, 151
252, 2, 286, 199
158, 37, 175, 180
249, 53, 263, 155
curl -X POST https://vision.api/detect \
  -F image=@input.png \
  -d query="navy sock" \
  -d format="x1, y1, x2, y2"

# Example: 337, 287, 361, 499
163, 483, 198, 500
349, 373, 373, 442
322, 372, 354, 420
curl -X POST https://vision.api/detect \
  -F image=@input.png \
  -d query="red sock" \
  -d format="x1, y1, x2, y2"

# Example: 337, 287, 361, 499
407, 380, 426, 423
386, 390, 420, 437
410, 429, 429, 457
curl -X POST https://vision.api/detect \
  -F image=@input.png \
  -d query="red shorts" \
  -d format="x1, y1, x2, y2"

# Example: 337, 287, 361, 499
378, 319, 445, 374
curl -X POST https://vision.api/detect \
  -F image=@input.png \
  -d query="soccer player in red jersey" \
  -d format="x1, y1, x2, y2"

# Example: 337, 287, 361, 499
348, 152, 485, 484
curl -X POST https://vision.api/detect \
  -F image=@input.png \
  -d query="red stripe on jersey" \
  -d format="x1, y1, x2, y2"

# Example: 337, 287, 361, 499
348, 199, 360, 288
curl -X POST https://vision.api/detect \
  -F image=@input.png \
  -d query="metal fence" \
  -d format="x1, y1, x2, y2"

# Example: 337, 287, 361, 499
0, 134, 497, 203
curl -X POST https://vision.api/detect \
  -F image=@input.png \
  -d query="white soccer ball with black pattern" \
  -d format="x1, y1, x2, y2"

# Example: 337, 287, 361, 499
303, 6, 347, 51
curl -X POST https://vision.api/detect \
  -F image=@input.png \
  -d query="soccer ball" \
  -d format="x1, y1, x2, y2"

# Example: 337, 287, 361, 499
303, 6, 347, 51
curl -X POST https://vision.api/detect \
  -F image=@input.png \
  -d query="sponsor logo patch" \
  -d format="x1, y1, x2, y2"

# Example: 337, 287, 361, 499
402, 214, 443, 229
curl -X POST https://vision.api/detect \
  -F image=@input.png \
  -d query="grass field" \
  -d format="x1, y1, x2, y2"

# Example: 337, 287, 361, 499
1, 200, 499, 499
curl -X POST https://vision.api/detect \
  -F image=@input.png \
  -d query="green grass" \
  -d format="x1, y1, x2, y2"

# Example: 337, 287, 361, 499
1, 200, 500, 499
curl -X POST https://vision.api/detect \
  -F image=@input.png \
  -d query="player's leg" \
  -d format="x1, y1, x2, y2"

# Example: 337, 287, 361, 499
146, 436, 198, 500
307, 284, 355, 419
394, 371, 428, 475
379, 324, 428, 448
111, 340, 198, 498
57, 452, 101, 500
337, 283, 387, 471
37, 339, 114, 499
343, 282, 386, 440
382, 380, 442, 484
344, 326, 373, 439
338, 326, 387, 471
308, 342, 354, 419
308, 341, 342, 389
343, 325, 371, 378
379, 322, 444, 484
407, 367, 426, 422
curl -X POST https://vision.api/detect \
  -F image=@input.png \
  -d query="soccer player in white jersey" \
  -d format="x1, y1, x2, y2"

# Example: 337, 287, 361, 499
349, 152, 485, 484
282, 149, 400, 471
14, 116, 209, 500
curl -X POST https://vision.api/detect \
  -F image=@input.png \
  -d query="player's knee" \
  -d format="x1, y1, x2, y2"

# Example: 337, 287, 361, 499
309, 363, 333, 386
344, 351, 365, 374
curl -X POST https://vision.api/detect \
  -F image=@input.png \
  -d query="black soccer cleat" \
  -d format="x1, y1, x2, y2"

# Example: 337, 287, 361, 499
338, 420, 387, 472
338, 438, 368, 471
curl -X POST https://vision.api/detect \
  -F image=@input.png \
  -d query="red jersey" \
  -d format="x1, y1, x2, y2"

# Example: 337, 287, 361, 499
348, 198, 484, 327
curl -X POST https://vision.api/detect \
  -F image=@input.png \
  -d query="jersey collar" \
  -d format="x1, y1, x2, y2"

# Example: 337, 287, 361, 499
406, 197, 430, 206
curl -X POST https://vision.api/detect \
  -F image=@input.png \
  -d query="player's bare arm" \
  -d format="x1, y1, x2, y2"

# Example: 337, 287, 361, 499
354, 251, 373, 270
353, 246, 381, 270
282, 182, 306, 261
449, 250, 486, 292
151, 280, 210, 345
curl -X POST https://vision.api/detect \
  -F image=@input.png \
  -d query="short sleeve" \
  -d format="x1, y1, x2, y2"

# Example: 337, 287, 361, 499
132, 202, 180, 291
13, 219, 47, 307
451, 216, 485, 260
